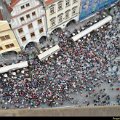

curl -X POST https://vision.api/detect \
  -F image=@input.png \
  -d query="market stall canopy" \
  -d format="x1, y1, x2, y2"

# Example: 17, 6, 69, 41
114, 56, 120, 61
38, 45, 60, 61
72, 16, 112, 42
0, 61, 28, 74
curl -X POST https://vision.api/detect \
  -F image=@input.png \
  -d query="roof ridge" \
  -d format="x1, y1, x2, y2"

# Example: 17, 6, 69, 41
10, 0, 21, 8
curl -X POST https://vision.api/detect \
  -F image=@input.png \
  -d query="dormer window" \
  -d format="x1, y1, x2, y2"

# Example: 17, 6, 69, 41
21, 5, 25, 9
26, 3, 30, 7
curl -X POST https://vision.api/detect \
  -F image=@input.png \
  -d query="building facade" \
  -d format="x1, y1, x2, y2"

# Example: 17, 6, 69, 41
42, 0, 81, 34
79, 0, 119, 20
6, 0, 48, 49
0, 20, 21, 54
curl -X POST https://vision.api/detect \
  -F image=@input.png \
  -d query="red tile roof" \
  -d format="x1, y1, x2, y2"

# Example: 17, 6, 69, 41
45, 0, 54, 6
3, 0, 13, 13
10, 0, 20, 8
0, 10, 3, 20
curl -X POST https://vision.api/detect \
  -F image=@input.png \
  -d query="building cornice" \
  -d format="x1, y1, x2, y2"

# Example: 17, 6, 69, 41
11, 4, 41, 19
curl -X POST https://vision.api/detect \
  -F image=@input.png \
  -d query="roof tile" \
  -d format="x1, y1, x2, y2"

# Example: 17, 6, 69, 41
10, 0, 20, 8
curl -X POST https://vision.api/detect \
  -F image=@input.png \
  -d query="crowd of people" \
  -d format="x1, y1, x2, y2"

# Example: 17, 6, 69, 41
0, 3, 119, 109
0, 51, 28, 68
117, 95, 120, 105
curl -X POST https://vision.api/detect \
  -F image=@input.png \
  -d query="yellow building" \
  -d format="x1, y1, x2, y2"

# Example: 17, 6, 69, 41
0, 20, 21, 54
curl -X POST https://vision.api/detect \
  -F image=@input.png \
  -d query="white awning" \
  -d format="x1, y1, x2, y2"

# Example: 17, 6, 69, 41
0, 61, 28, 74
38, 45, 60, 61
72, 16, 112, 42
114, 56, 120, 61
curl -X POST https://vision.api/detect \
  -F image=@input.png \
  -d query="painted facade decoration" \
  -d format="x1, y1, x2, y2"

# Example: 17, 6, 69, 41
80, 0, 118, 20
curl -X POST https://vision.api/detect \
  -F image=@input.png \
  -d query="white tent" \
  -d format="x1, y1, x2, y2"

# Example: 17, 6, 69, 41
0, 61, 28, 74
114, 56, 120, 61
72, 16, 112, 42
38, 45, 60, 61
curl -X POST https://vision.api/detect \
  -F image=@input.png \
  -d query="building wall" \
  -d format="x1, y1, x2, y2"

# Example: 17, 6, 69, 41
98, 0, 118, 10
0, 21, 21, 54
79, 0, 118, 20
10, 0, 47, 49
44, 0, 81, 34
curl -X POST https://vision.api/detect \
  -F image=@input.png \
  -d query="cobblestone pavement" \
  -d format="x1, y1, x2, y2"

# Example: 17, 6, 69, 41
46, 4, 120, 108
0, 2, 120, 111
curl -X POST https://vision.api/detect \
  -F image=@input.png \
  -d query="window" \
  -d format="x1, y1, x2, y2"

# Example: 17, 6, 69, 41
10, 43, 14, 47
26, 3, 30, 7
31, 32, 35, 37
18, 28, 23, 33
0, 47, 3, 51
72, 7, 77, 15
50, 17, 56, 26
0, 36, 5, 41
28, 23, 33, 29
0, 35, 10, 41
65, 10, 70, 19
38, 19, 42, 24
58, 14, 63, 23
5, 45, 10, 49
26, 14, 30, 19
32, 12, 36, 16
5, 35, 10, 39
73, 0, 77, 4
20, 17, 24, 22
58, 1, 63, 11
66, 0, 70, 7
21, 36, 26, 42
21, 5, 25, 9
39, 28, 44, 33
5, 43, 14, 49
50, 6, 55, 14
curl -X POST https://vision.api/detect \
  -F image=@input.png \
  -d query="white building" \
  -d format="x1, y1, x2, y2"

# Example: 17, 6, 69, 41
41, 0, 81, 34
5, 0, 48, 49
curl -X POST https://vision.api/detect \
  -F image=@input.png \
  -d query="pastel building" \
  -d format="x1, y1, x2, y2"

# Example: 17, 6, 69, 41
4, 0, 48, 49
0, 10, 21, 54
41, 0, 81, 34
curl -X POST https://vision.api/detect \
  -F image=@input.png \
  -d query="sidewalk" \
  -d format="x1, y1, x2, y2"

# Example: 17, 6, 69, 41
0, 105, 120, 116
